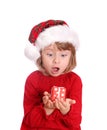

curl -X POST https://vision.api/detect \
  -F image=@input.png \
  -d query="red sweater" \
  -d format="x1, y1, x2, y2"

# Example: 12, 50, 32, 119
20, 71, 82, 130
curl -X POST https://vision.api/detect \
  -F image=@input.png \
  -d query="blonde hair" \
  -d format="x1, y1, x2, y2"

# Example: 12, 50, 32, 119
36, 42, 76, 73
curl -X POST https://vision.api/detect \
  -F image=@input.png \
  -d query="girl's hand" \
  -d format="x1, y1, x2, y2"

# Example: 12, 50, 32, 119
54, 98, 76, 115
42, 91, 55, 115
43, 91, 55, 109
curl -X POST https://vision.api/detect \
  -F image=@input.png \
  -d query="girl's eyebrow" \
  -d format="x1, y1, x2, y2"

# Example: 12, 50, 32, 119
44, 48, 54, 51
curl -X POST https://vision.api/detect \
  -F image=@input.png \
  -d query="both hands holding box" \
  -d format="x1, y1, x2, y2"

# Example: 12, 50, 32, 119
43, 86, 76, 115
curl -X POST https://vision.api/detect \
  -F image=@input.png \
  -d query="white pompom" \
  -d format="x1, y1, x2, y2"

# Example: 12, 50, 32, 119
24, 43, 40, 61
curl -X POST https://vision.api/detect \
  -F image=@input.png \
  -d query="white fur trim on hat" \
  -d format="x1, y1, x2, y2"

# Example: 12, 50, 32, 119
25, 25, 79, 61
36, 25, 79, 50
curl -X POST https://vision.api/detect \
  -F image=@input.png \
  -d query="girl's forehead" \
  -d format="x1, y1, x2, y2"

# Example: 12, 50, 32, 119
42, 44, 71, 55
43, 43, 57, 50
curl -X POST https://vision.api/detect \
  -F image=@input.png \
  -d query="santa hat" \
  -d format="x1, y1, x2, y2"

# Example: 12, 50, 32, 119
24, 19, 79, 61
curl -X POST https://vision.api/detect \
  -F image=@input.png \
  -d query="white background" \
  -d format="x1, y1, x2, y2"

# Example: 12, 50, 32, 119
0, 0, 107, 130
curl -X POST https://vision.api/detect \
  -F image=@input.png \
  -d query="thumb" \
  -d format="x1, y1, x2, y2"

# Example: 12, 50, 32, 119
69, 99, 76, 104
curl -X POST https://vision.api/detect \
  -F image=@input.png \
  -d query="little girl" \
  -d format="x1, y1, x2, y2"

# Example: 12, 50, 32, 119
20, 20, 82, 130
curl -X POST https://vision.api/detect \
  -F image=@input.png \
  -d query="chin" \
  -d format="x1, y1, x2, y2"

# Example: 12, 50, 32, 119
50, 72, 62, 77
44, 70, 62, 77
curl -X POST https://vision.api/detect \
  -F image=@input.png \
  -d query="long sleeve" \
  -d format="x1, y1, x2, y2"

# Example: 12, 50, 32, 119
55, 76, 82, 129
21, 73, 48, 128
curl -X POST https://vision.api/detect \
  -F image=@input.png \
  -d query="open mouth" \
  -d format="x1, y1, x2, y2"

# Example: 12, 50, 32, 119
52, 67, 60, 73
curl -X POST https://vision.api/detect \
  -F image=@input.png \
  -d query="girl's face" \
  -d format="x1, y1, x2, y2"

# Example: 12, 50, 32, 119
41, 44, 71, 76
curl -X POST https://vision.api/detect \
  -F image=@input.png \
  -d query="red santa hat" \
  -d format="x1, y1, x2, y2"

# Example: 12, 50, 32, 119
24, 19, 79, 61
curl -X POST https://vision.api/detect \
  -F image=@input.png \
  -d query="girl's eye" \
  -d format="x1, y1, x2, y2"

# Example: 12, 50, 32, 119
61, 54, 67, 57
47, 53, 53, 56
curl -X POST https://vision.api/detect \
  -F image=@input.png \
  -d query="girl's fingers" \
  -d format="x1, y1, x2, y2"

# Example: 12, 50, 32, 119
54, 99, 67, 109
68, 99, 76, 105
48, 100, 55, 108
58, 101, 66, 109
43, 95, 49, 104
65, 98, 76, 104
55, 98, 76, 109
44, 91, 51, 97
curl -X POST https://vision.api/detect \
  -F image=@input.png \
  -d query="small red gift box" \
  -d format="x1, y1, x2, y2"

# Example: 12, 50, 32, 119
51, 86, 66, 101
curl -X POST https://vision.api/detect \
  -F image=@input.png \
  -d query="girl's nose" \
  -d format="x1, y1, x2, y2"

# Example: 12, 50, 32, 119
53, 55, 60, 63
